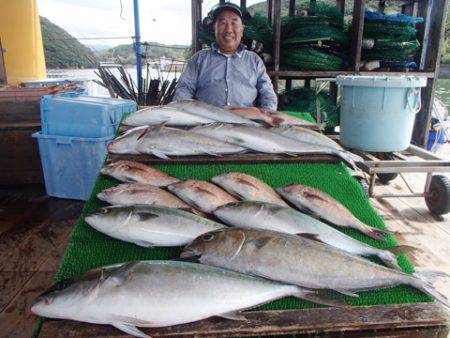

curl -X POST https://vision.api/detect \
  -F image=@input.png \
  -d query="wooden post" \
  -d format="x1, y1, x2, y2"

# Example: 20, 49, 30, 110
268, 0, 273, 25
0, 39, 6, 85
401, 1, 418, 17
191, 0, 202, 53
240, 0, 246, 9
305, 79, 311, 88
349, 0, 366, 71
289, 0, 295, 16
272, 0, 281, 93
412, 0, 449, 147
329, 82, 338, 105
417, 1, 433, 70
336, 0, 345, 15
310, 0, 317, 14
286, 0, 296, 91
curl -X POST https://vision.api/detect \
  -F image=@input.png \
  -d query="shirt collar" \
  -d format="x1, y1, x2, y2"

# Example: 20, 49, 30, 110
212, 43, 245, 57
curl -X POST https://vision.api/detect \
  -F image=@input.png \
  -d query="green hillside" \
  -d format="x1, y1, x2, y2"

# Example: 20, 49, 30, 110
98, 42, 189, 64
40, 16, 98, 69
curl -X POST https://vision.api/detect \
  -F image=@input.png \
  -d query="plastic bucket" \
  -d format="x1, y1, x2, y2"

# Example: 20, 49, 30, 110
336, 76, 427, 152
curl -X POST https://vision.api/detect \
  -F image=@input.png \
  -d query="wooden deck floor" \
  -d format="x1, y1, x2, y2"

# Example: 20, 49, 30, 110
1, 173, 450, 337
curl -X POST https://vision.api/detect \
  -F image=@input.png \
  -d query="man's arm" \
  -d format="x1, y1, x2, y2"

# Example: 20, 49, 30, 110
173, 53, 200, 101
255, 57, 278, 111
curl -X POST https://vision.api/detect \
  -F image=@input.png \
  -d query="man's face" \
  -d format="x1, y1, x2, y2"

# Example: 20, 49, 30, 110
214, 10, 244, 53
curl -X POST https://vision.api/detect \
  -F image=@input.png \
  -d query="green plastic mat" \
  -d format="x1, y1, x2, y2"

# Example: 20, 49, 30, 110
36, 155, 432, 336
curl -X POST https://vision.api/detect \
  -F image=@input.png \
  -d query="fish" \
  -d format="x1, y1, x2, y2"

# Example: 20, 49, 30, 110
167, 180, 237, 213
182, 228, 450, 308
31, 260, 345, 337
271, 126, 363, 164
271, 126, 343, 151
123, 106, 215, 127
226, 106, 282, 126
211, 172, 289, 207
277, 184, 394, 242
265, 110, 323, 130
168, 99, 260, 126
191, 123, 359, 168
214, 201, 413, 270
97, 183, 193, 210
85, 205, 225, 247
134, 125, 247, 159
107, 126, 149, 154
100, 161, 179, 186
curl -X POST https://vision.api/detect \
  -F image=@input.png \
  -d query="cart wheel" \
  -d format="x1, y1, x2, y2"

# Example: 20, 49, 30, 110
377, 172, 399, 185
375, 153, 398, 184
425, 175, 450, 215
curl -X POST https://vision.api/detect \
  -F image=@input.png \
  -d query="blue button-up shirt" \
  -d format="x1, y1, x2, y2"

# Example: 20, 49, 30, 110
173, 44, 278, 110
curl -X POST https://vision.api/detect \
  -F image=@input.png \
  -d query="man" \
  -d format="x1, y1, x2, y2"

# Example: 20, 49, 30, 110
173, 2, 277, 111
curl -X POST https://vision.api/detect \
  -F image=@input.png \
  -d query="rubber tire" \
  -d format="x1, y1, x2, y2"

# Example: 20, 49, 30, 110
425, 175, 450, 215
375, 153, 398, 185
377, 172, 399, 185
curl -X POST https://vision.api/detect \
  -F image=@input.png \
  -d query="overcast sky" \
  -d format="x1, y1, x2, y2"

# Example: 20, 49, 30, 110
37, 0, 263, 50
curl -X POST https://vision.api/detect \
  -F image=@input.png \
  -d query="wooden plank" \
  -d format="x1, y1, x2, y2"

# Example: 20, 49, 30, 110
0, 272, 34, 312
349, 0, 366, 71
0, 38, 6, 85
0, 271, 55, 338
107, 153, 341, 165
38, 303, 450, 337
0, 127, 44, 184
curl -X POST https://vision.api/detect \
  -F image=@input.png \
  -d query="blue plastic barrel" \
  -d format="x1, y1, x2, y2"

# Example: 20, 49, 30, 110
33, 132, 113, 200
336, 76, 427, 151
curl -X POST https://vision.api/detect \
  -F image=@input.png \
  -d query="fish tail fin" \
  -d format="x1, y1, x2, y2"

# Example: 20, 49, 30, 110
293, 288, 348, 308
377, 251, 402, 271
353, 222, 394, 242
378, 245, 420, 270
415, 270, 450, 285
271, 117, 285, 126
413, 271, 450, 308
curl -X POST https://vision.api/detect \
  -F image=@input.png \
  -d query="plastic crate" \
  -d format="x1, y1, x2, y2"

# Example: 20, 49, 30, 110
32, 132, 113, 200
41, 93, 136, 138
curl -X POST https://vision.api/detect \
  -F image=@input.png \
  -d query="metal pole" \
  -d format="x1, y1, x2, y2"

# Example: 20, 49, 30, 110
133, 0, 143, 100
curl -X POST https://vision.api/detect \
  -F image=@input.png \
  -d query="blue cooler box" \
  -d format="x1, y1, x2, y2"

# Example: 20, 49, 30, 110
41, 93, 136, 138
32, 132, 113, 200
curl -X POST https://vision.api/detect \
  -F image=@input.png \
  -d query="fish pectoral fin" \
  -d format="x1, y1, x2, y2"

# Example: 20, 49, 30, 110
204, 151, 223, 157
136, 212, 160, 222
106, 261, 140, 286
133, 240, 155, 248
151, 151, 170, 160
112, 323, 150, 338
217, 311, 247, 321
333, 288, 359, 298
296, 233, 324, 243
297, 289, 348, 308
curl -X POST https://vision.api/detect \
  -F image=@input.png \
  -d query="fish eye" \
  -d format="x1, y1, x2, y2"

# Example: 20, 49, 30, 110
202, 233, 214, 241
100, 208, 109, 214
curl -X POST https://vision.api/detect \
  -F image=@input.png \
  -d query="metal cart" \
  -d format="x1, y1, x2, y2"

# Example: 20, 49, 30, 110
351, 144, 450, 215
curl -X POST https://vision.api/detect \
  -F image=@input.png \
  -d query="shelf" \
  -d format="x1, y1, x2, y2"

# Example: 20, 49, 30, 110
267, 70, 436, 79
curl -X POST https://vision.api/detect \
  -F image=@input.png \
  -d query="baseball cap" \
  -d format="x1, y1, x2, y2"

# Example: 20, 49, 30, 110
211, 3, 243, 23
